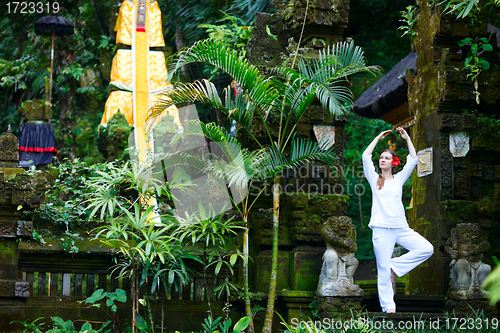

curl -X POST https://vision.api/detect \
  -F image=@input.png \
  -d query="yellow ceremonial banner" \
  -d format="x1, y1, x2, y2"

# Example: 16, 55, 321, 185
109, 50, 170, 92
134, 18, 149, 161
115, 0, 165, 47
102, 0, 180, 153
110, 49, 133, 87
149, 51, 168, 89
101, 91, 134, 126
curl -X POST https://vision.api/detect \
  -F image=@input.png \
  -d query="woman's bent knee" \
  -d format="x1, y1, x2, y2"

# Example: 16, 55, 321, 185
423, 241, 434, 259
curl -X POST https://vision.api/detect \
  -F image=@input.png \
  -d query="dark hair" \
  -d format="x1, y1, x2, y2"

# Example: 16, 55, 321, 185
377, 149, 398, 190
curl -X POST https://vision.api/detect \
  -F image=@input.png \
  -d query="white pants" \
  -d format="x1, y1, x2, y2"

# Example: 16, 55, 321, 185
372, 227, 434, 312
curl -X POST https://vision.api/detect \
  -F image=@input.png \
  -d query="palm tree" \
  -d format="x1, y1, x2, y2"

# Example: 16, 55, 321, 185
148, 38, 378, 333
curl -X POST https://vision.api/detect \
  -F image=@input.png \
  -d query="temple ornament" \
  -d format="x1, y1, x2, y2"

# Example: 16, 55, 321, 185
317, 216, 363, 297
445, 223, 491, 300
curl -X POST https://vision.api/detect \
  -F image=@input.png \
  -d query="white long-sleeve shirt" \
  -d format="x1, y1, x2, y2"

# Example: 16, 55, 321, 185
362, 153, 418, 229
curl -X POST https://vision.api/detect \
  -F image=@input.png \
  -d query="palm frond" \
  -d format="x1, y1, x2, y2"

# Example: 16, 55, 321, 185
148, 80, 226, 123
313, 84, 353, 117
315, 41, 381, 81
207, 148, 268, 189
263, 138, 336, 179
168, 39, 280, 113
159, 151, 208, 173
280, 77, 312, 120
170, 120, 242, 162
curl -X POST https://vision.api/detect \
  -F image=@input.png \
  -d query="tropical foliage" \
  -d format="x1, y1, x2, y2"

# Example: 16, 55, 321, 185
149, 37, 379, 333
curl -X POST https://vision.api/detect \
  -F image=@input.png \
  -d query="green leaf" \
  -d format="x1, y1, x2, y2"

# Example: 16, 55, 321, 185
106, 298, 114, 308
215, 260, 223, 275
80, 322, 93, 332
471, 43, 478, 55
232, 316, 251, 332
481, 43, 493, 52
86, 289, 106, 304
479, 59, 490, 70
464, 57, 472, 67
114, 288, 127, 302
230, 253, 238, 266
52, 316, 75, 331
135, 314, 148, 330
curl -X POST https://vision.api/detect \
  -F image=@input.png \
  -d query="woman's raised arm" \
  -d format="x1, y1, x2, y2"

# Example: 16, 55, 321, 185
363, 130, 392, 156
396, 127, 417, 158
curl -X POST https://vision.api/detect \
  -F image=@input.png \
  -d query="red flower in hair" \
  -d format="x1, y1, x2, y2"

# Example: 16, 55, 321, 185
392, 156, 401, 167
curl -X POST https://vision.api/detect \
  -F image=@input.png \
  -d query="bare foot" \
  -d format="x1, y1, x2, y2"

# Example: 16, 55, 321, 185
386, 309, 396, 313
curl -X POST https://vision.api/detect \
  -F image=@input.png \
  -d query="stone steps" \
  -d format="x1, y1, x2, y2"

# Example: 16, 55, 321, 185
361, 294, 445, 313
357, 312, 448, 333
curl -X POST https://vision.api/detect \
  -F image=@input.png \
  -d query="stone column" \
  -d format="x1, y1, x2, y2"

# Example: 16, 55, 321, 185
0, 127, 46, 325
407, 0, 500, 298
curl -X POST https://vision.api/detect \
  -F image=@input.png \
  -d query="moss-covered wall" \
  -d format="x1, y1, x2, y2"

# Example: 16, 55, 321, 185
252, 193, 349, 247
406, 0, 500, 295
252, 193, 349, 292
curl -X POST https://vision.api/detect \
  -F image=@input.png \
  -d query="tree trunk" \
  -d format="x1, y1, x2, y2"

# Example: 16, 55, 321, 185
203, 252, 213, 318
242, 214, 254, 333
132, 257, 136, 333
262, 181, 280, 333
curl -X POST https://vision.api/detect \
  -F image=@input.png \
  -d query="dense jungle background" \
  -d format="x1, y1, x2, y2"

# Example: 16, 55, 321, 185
0, 0, 416, 262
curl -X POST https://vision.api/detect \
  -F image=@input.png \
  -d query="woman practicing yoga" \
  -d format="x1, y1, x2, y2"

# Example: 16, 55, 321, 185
362, 127, 433, 313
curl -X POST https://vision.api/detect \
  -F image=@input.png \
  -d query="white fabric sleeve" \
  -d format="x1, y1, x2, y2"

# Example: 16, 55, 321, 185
396, 155, 419, 183
362, 153, 378, 187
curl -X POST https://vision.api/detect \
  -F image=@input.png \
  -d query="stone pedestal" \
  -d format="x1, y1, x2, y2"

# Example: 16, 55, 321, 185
317, 296, 363, 320
290, 246, 325, 291
445, 299, 498, 318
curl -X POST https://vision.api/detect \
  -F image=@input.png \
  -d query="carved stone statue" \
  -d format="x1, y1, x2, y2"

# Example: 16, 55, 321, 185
317, 216, 363, 296
445, 223, 491, 300
0, 125, 19, 168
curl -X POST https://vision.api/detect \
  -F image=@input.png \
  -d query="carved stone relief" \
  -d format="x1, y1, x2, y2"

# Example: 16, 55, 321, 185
0, 126, 19, 168
454, 158, 467, 169
450, 132, 470, 157
470, 164, 482, 177
313, 125, 335, 150
15, 282, 29, 297
418, 147, 432, 177
0, 282, 13, 297
454, 173, 468, 199
0, 221, 18, 238
247, 12, 294, 69
440, 132, 453, 200
471, 177, 482, 201
483, 166, 495, 181
17, 221, 33, 237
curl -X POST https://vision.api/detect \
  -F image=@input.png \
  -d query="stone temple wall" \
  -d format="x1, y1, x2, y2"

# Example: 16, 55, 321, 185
406, 0, 500, 303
